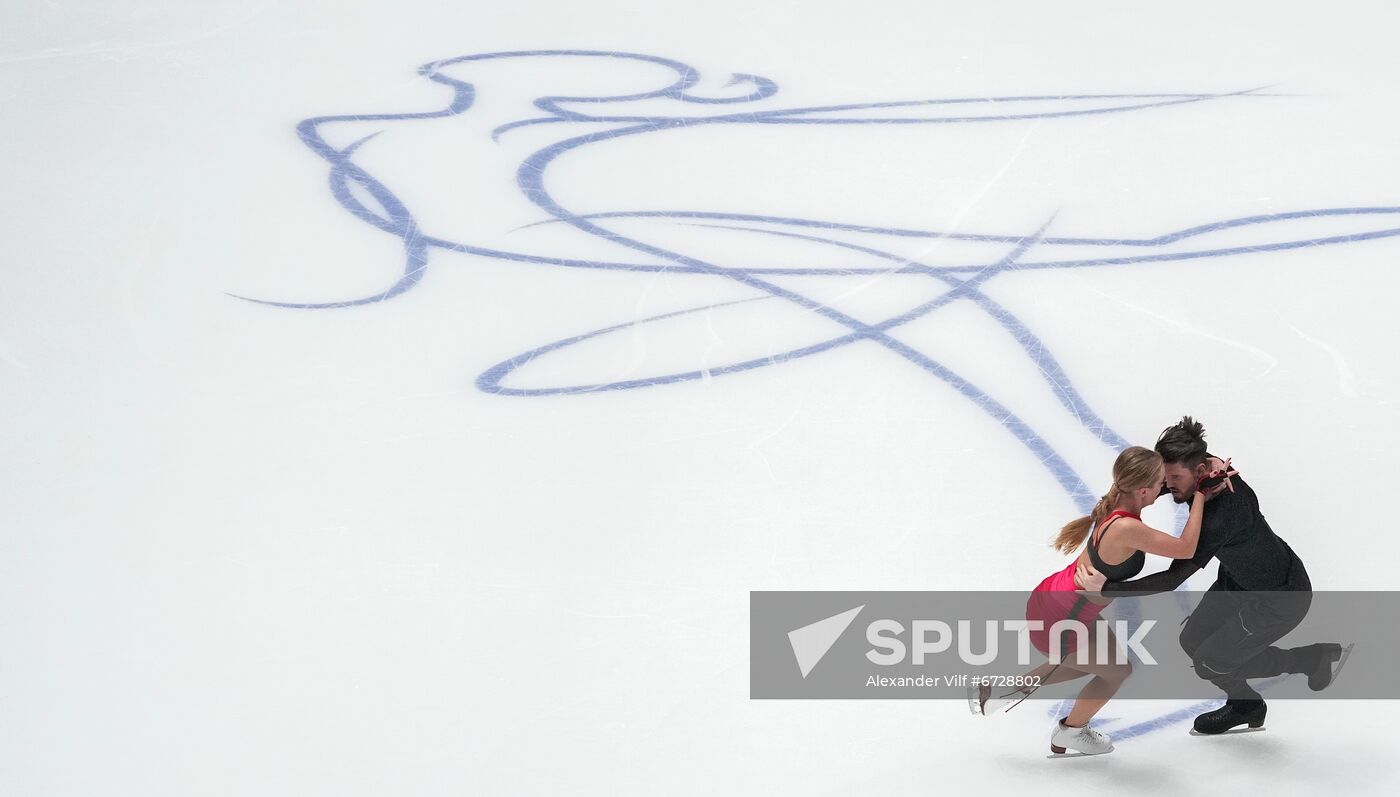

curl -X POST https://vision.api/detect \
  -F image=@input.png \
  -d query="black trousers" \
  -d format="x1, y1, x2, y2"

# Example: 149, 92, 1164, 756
1178, 557, 1312, 702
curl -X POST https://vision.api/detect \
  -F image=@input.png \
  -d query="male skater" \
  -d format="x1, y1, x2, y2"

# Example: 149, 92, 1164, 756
1077, 416, 1349, 734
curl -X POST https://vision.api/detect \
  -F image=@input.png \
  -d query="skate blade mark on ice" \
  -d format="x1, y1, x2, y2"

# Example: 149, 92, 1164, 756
261, 51, 1390, 749
248, 50, 1400, 529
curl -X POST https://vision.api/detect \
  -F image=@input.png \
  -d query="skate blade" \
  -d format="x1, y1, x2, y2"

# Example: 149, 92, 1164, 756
1329, 643, 1355, 686
1046, 747, 1114, 759
1189, 726, 1265, 736
967, 686, 988, 715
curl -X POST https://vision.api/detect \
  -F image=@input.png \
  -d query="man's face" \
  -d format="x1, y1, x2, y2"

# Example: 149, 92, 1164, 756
1163, 461, 1207, 504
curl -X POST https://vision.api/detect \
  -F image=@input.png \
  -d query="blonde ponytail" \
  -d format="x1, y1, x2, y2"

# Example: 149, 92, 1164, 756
1050, 445, 1161, 555
1052, 485, 1118, 554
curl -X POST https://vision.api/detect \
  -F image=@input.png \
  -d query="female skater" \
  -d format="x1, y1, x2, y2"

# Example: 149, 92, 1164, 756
970, 446, 1217, 757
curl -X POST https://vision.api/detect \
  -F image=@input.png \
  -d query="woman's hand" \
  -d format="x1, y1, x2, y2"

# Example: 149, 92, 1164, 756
1197, 456, 1239, 498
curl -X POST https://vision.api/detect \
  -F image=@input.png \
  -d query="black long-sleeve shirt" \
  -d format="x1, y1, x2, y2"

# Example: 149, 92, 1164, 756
1102, 473, 1302, 595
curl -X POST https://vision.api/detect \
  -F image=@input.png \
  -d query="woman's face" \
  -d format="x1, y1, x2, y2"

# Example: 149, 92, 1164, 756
1135, 464, 1166, 507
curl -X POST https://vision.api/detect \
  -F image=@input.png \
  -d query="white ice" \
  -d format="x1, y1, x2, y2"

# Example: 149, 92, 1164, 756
3, 1, 1398, 794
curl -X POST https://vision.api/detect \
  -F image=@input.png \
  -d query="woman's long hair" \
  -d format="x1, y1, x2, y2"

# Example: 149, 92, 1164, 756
1052, 446, 1163, 555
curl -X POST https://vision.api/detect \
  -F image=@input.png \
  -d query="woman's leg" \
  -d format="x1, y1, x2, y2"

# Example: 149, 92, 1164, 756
974, 659, 1089, 714
1023, 660, 1090, 687
1062, 628, 1132, 727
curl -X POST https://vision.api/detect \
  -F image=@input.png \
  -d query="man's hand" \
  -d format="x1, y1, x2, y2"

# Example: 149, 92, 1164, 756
1074, 560, 1106, 591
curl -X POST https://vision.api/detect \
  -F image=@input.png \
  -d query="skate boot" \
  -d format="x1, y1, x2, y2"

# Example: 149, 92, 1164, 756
1301, 642, 1354, 691
1049, 718, 1114, 757
967, 682, 1035, 715
1191, 698, 1266, 735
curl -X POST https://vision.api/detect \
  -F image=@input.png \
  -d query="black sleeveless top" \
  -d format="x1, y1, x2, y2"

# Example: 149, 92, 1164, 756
1088, 509, 1146, 582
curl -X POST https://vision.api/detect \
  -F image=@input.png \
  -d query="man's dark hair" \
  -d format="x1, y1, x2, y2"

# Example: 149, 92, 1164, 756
1155, 416, 1209, 467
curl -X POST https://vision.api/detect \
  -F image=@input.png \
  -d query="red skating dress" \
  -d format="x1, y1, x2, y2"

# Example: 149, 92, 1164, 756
1025, 509, 1140, 655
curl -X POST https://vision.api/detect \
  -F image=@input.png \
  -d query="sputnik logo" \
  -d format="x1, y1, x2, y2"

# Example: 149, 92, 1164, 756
788, 605, 865, 678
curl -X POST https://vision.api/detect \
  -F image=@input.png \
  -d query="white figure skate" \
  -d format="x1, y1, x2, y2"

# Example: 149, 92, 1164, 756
967, 682, 1036, 715
1048, 718, 1114, 758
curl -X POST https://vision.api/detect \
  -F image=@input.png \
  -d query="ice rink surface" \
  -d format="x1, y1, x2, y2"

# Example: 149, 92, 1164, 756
4, 1, 1399, 794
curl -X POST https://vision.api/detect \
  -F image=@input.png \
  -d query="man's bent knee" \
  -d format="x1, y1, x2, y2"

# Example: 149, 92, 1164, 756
1193, 654, 1240, 681
1179, 624, 1203, 659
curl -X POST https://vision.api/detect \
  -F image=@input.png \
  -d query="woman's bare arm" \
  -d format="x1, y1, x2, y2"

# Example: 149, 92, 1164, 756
1116, 494, 1206, 559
